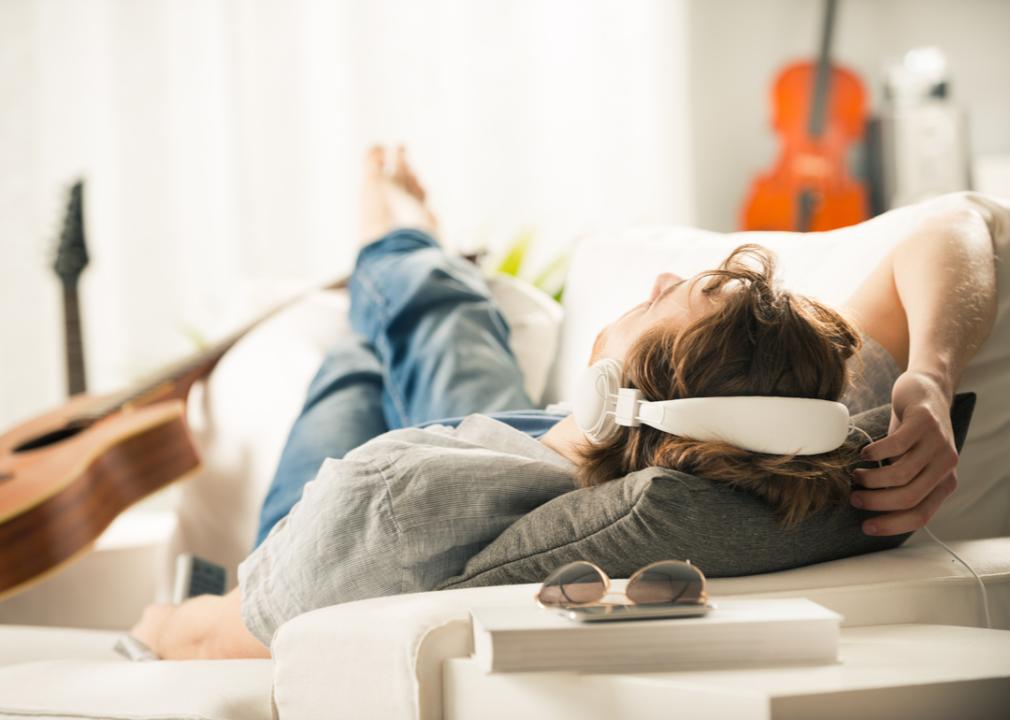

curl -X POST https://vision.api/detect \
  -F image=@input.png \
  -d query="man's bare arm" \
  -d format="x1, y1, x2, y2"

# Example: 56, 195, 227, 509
890, 203, 997, 397
131, 588, 270, 660
844, 197, 998, 536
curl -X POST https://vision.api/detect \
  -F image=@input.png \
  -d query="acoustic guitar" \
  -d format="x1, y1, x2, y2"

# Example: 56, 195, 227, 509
0, 201, 345, 598
740, 0, 868, 232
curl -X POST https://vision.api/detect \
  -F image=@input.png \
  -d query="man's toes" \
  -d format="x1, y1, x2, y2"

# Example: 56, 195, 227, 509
393, 146, 427, 201
406, 173, 426, 202
393, 145, 411, 184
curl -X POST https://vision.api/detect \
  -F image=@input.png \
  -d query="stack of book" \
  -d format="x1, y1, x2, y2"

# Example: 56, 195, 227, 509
471, 598, 840, 674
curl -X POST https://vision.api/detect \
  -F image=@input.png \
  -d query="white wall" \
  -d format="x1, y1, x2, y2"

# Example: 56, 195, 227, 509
687, 0, 1010, 231
0, 0, 693, 428
4, 0, 1008, 430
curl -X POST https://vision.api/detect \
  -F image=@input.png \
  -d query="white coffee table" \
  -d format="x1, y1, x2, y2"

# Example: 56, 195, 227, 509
444, 623, 1010, 719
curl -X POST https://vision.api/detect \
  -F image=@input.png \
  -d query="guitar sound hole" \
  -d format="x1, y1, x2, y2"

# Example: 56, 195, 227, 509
12, 422, 91, 453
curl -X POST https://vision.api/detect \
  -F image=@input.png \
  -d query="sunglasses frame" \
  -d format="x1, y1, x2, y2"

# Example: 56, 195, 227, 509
534, 559, 709, 609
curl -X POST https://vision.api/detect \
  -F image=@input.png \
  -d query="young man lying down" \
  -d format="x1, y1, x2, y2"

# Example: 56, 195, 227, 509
131, 147, 999, 659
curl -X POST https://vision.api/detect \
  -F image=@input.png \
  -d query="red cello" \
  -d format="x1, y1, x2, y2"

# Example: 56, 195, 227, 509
741, 0, 868, 232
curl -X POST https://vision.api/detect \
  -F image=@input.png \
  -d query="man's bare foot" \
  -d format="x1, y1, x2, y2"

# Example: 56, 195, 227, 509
360, 145, 439, 246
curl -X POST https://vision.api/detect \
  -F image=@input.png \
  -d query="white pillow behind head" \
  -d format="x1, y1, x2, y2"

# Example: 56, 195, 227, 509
547, 221, 903, 405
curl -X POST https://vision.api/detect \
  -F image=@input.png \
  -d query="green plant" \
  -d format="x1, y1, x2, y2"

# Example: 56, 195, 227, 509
493, 229, 569, 303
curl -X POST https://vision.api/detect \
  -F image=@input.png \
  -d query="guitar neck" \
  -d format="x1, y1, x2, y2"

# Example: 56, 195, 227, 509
808, 0, 837, 139
61, 281, 87, 396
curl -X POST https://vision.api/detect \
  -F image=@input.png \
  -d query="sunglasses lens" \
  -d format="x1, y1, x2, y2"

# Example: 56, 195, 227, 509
626, 561, 705, 605
537, 561, 607, 607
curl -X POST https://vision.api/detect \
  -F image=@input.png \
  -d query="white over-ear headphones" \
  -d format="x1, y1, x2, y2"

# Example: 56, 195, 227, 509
573, 359, 850, 455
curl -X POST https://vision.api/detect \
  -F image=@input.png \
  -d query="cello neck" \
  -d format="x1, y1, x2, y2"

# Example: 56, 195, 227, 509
808, 0, 838, 139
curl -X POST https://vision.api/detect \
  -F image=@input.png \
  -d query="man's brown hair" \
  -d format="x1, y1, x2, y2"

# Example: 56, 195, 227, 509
576, 244, 863, 526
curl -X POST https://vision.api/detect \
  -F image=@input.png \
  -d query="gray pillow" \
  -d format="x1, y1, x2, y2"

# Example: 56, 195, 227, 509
436, 394, 976, 588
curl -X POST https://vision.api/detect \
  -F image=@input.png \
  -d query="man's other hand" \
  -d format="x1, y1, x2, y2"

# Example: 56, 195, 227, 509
849, 371, 959, 536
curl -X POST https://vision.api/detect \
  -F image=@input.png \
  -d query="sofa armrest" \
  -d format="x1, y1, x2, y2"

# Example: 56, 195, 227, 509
271, 538, 1010, 720
271, 583, 540, 720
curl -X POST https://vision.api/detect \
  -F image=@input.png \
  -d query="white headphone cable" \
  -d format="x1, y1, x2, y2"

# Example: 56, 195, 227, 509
920, 525, 992, 629
850, 425, 991, 629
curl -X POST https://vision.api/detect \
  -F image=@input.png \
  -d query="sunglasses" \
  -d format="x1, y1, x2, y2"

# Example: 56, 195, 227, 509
535, 559, 708, 608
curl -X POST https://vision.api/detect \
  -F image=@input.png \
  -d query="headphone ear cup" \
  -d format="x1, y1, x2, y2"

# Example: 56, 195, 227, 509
573, 359, 624, 444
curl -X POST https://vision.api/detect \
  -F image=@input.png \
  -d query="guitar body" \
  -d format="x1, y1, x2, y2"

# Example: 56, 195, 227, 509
742, 60, 868, 232
0, 398, 200, 598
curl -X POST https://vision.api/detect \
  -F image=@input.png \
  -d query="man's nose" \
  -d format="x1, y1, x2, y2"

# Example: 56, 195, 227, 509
650, 272, 682, 301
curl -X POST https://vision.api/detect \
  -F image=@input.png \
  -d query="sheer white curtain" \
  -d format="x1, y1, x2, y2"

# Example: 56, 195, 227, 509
1, 0, 693, 427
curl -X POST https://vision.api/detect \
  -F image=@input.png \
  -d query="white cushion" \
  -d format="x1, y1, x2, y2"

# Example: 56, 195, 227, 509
484, 273, 563, 405
0, 627, 273, 720
547, 192, 1010, 540
271, 537, 1010, 720
172, 291, 354, 592
0, 627, 122, 667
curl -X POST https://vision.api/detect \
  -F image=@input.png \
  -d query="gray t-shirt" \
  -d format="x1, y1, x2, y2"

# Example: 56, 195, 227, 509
239, 414, 576, 644
239, 336, 901, 644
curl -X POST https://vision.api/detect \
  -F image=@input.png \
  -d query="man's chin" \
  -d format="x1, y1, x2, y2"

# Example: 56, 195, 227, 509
588, 330, 607, 365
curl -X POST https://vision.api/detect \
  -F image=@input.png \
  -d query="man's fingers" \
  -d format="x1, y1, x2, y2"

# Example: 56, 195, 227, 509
851, 456, 949, 512
854, 442, 931, 489
861, 418, 920, 462
861, 473, 958, 536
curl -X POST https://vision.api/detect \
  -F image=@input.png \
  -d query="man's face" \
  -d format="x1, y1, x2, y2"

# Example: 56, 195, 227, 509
589, 272, 720, 364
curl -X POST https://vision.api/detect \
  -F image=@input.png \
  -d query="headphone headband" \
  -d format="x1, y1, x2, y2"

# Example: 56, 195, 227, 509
573, 360, 850, 455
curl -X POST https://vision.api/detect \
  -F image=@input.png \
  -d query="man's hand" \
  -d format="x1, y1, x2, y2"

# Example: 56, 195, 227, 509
850, 371, 960, 536
128, 590, 269, 660
130, 603, 175, 655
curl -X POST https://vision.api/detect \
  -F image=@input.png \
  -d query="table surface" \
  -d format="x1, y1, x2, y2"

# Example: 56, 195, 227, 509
444, 623, 1010, 720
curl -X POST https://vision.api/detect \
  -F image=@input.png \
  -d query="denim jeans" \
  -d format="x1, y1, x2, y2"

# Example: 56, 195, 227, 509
254, 229, 565, 547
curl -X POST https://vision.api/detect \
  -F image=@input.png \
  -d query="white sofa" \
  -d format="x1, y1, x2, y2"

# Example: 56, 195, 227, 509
1, 193, 1009, 719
